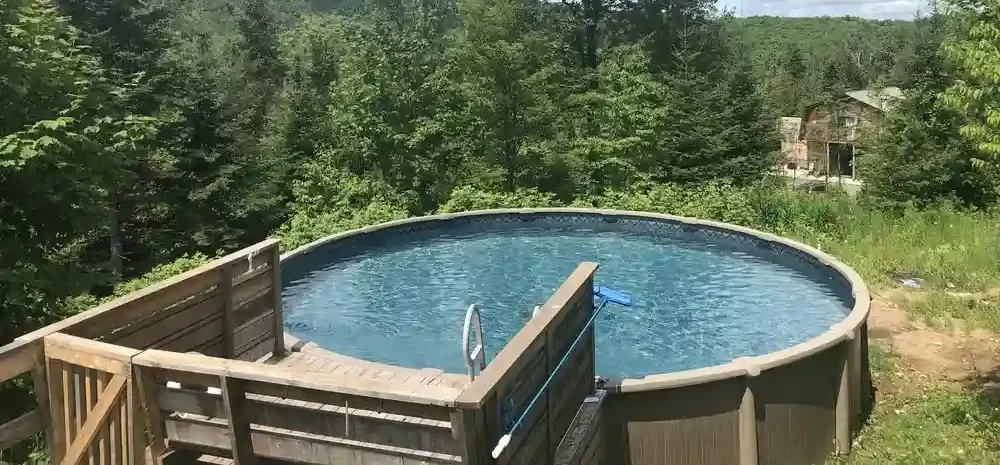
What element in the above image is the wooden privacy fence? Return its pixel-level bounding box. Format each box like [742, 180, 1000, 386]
[0, 239, 284, 460]
[453, 262, 600, 465]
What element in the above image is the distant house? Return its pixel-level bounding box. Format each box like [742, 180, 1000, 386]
[795, 87, 902, 180]
[778, 116, 808, 170]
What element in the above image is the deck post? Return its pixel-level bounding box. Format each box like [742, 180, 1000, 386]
[271, 245, 286, 358]
[31, 349, 53, 455]
[134, 366, 166, 464]
[221, 266, 236, 359]
[220, 376, 256, 465]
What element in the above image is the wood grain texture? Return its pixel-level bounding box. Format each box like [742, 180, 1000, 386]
[220, 377, 256, 465]
[60, 376, 126, 465]
[269, 246, 285, 358]
[44, 334, 140, 377]
[132, 350, 461, 408]
[48, 357, 69, 462]
[33, 354, 53, 455]
[453, 263, 598, 465]
[222, 267, 236, 359]
[164, 415, 462, 465]
[134, 367, 167, 463]
[607, 377, 743, 465]
[14, 240, 278, 346]
[0, 339, 41, 383]
[0, 410, 43, 452]
[158, 386, 458, 454]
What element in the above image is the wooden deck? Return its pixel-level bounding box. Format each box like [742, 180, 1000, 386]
[268, 338, 471, 393]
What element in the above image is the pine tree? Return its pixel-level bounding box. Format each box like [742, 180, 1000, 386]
[445, 0, 574, 193]
[863, 11, 996, 207]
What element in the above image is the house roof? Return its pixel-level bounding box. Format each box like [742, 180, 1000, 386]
[843, 87, 903, 112]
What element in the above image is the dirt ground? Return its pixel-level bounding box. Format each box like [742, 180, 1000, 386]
[868, 288, 1000, 395]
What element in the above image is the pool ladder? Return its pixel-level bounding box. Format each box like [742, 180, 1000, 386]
[462, 304, 544, 381]
[463, 304, 487, 381]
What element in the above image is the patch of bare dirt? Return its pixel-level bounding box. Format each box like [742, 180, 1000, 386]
[868, 288, 1000, 389]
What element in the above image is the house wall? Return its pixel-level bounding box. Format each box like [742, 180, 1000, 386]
[802, 102, 882, 144]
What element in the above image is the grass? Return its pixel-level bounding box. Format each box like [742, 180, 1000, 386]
[568, 182, 1000, 295]
[899, 291, 1000, 333]
[830, 344, 1000, 465]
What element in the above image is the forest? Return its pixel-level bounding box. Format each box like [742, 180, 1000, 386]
[5, 0, 1000, 461]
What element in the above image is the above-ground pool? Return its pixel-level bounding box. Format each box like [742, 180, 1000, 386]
[281, 210, 854, 379]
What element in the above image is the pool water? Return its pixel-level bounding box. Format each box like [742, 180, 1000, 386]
[282, 225, 851, 378]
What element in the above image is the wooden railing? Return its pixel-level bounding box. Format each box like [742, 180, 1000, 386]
[0, 239, 283, 460]
[14, 239, 283, 360]
[132, 349, 464, 464]
[43, 333, 143, 465]
[1, 238, 605, 465]
[454, 263, 600, 465]
[0, 339, 48, 456]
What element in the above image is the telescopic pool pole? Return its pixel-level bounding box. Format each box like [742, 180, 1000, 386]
[491, 285, 632, 459]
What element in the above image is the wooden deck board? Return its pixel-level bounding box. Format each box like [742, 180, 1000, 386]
[260, 348, 471, 397]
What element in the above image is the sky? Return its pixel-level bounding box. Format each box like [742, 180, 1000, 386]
[718, 0, 927, 20]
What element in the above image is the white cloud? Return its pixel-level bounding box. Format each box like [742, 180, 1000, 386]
[719, 0, 926, 19]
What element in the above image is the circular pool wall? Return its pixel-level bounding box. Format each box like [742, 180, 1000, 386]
[280, 209, 871, 465]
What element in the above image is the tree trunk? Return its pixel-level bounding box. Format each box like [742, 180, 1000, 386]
[583, 0, 599, 69]
[109, 193, 123, 283]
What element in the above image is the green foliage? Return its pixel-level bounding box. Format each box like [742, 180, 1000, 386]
[862, 13, 997, 208]
[942, 0, 1000, 167]
[322, 0, 460, 212]
[438, 185, 562, 213]
[445, 0, 575, 194]
[566, 44, 670, 192]
[278, 164, 409, 249]
[831, 386, 1000, 464]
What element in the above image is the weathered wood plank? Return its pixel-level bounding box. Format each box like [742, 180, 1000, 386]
[450, 409, 482, 465]
[110, 294, 223, 350]
[134, 366, 167, 463]
[269, 246, 285, 358]
[245, 380, 454, 423]
[126, 372, 143, 465]
[222, 266, 236, 359]
[457, 263, 599, 409]
[231, 273, 271, 311]
[156, 315, 226, 355]
[95, 373, 109, 465]
[232, 311, 274, 354]
[164, 415, 462, 465]
[83, 368, 95, 465]
[61, 376, 126, 465]
[132, 350, 461, 408]
[14, 240, 279, 345]
[49, 357, 69, 462]
[158, 387, 457, 454]
[220, 377, 255, 465]
[44, 334, 140, 377]
[32, 352, 53, 455]
[0, 410, 44, 452]
[234, 335, 273, 363]
[0, 339, 41, 383]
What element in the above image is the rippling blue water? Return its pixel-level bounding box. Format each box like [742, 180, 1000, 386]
[282, 224, 851, 378]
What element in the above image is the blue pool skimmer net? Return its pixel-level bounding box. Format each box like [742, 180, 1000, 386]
[491, 285, 633, 458]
